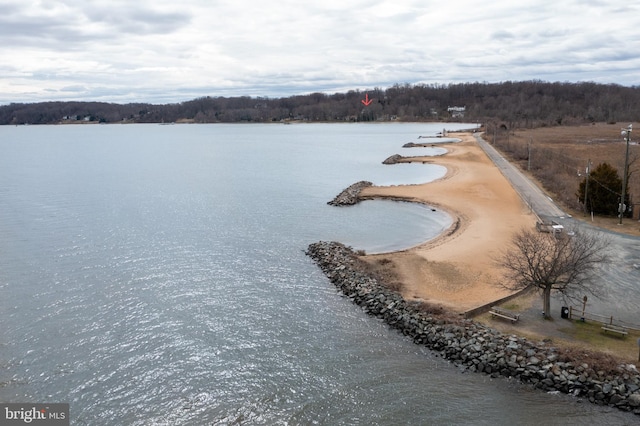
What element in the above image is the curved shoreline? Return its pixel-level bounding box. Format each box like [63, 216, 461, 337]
[327, 169, 460, 255]
[327, 132, 531, 311]
[355, 132, 533, 311]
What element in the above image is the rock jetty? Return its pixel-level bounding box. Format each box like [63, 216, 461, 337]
[382, 154, 404, 164]
[327, 181, 372, 206]
[306, 241, 640, 415]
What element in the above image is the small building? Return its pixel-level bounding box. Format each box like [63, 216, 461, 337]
[447, 106, 466, 118]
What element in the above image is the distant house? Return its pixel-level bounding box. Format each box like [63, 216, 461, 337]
[447, 106, 466, 118]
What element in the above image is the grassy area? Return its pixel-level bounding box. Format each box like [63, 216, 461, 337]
[473, 288, 639, 364]
[477, 310, 639, 364]
[558, 319, 639, 361]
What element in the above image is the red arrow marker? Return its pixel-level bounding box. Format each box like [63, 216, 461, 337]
[361, 93, 373, 106]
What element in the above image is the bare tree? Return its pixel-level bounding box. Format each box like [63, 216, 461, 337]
[496, 228, 611, 319]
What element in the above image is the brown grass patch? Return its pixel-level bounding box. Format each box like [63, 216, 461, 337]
[359, 254, 404, 293]
[556, 345, 628, 376]
[411, 300, 466, 324]
[485, 122, 640, 232]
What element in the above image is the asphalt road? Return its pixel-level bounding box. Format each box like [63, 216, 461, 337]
[474, 133, 640, 325]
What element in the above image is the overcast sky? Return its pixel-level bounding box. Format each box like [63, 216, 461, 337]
[2, 0, 639, 105]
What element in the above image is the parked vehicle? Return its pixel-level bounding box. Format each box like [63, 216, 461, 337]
[536, 220, 564, 234]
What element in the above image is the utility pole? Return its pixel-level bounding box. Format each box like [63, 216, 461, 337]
[584, 159, 591, 215]
[527, 138, 532, 171]
[620, 125, 632, 224]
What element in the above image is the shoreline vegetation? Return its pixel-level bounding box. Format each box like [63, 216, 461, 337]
[309, 131, 640, 416]
[3, 81, 640, 126]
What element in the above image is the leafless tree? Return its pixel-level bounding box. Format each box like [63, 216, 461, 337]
[496, 228, 611, 319]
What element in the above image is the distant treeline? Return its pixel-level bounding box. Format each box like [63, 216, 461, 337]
[2, 81, 639, 126]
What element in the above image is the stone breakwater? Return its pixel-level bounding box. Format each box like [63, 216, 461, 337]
[306, 241, 640, 415]
[327, 181, 372, 206]
[382, 154, 403, 164]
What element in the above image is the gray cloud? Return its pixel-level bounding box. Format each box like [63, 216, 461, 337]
[491, 30, 515, 40]
[82, 6, 192, 36]
[1, 0, 639, 104]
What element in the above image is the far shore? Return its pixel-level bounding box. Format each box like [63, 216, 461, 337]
[359, 132, 534, 313]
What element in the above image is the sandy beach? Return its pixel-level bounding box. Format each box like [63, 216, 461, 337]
[360, 132, 535, 313]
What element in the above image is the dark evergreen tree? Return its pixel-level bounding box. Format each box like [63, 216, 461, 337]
[577, 162, 625, 215]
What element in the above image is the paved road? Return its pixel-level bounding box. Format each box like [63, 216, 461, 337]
[474, 133, 640, 324]
[474, 133, 566, 221]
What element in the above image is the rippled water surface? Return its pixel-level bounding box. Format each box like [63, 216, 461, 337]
[0, 123, 636, 424]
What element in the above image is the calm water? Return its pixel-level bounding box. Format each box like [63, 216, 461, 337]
[0, 123, 636, 425]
